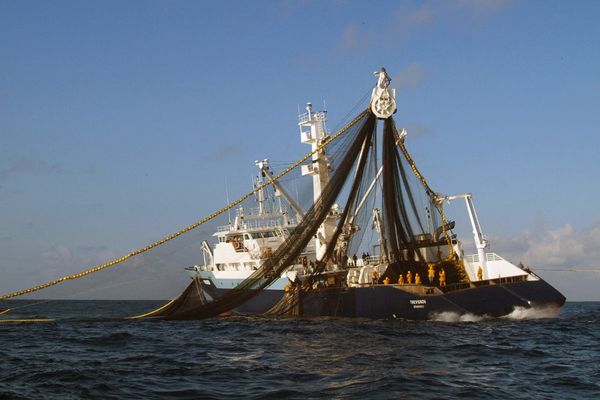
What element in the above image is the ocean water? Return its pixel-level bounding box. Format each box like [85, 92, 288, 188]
[0, 301, 599, 399]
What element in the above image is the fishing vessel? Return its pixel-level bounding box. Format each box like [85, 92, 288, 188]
[177, 68, 565, 320]
[184, 157, 316, 313]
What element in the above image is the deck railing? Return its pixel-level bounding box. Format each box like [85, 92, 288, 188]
[217, 217, 298, 233]
[464, 252, 505, 264]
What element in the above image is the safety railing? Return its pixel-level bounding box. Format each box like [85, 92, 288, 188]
[464, 252, 505, 263]
[298, 110, 327, 124]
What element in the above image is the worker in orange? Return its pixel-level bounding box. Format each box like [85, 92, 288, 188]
[383, 276, 390, 285]
[428, 264, 435, 284]
[371, 269, 379, 285]
[415, 273, 422, 285]
[477, 265, 483, 281]
[439, 268, 446, 287]
[398, 274, 404, 284]
[406, 270, 412, 284]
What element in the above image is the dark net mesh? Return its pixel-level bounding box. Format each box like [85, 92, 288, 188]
[152, 113, 377, 319]
[380, 118, 466, 285]
[263, 114, 378, 317]
[262, 116, 469, 317]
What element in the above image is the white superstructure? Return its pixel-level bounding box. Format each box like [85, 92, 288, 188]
[188, 101, 337, 291]
[299, 102, 338, 261]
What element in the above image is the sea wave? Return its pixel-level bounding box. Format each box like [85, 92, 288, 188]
[0, 301, 598, 399]
[428, 305, 562, 323]
[428, 311, 487, 322]
[503, 306, 561, 320]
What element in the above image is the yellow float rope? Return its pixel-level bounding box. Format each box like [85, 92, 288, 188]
[0, 318, 54, 323]
[128, 299, 175, 319]
[393, 127, 435, 196]
[0, 109, 369, 301]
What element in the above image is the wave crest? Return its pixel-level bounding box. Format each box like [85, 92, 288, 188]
[429, 311, 485, 322]
[429, 306, 561, 322]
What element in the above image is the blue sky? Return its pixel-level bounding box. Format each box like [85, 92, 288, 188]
[1, 0, 599, 300]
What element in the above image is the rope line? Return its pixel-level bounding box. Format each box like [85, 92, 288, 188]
[392, 124, 462, 274]
[129, 299, 175, 319]
[0, 318, 54, 323]
[536, 268, 600, 273]
[0, 109, 369, 301]
[393, 127, 434, 196]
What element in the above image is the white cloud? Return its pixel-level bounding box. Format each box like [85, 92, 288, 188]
[336, 3, 434, 54]
[484, 221, 600, 301]
[392, 63, 426, 90]
[207, 142, 241, 160]
[0, 156, 61, 180]
[41, 244, 118, 279]
[395, 3, 434, 29]
[339, 24, 365, 52]
[489, 221, 600, 269]
[335, 0, 512, 54]
[403, 123, 432, 138]
[32, 242, 191, 299]
[455, 0, 512, 15]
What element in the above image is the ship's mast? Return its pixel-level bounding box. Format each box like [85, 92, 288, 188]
[299, 102, 336, 261]
[254, 161, 267, 216]
[257, 159, 304, 220]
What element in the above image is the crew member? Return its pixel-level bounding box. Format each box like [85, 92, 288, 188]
[428, 264, 435, 284]
[415, 273, 422, 285]
[477, 265, 483, 281]
[383, 276, 390, 285]
[406, 270, 412, 284]
[371, 269, 378, 285]
[398, 274, 404, 285]
[439, 268, 446, 287]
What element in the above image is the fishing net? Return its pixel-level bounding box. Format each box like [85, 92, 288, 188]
[263, 115, 378, 317]
[1, 104, 468, 321]
[262, 117, 468, 318]
[380, 118, 467, 284]
[151, 112, 377, 319]
[0, 109, 372, 319]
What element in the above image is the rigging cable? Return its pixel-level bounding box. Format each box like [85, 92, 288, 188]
[391, 122, 463, 275]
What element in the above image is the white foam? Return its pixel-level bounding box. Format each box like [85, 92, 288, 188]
[503, 306, 560, 320]
[429, 311, 486, 323]
[428, 305, 560, 322]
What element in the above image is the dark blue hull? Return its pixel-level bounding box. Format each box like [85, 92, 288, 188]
[201, 278, 566, 320]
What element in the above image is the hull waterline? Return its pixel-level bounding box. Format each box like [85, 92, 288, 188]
[200, 278, 565, 320]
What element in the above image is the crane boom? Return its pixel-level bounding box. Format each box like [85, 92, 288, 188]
[443, 193, 488, 270]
